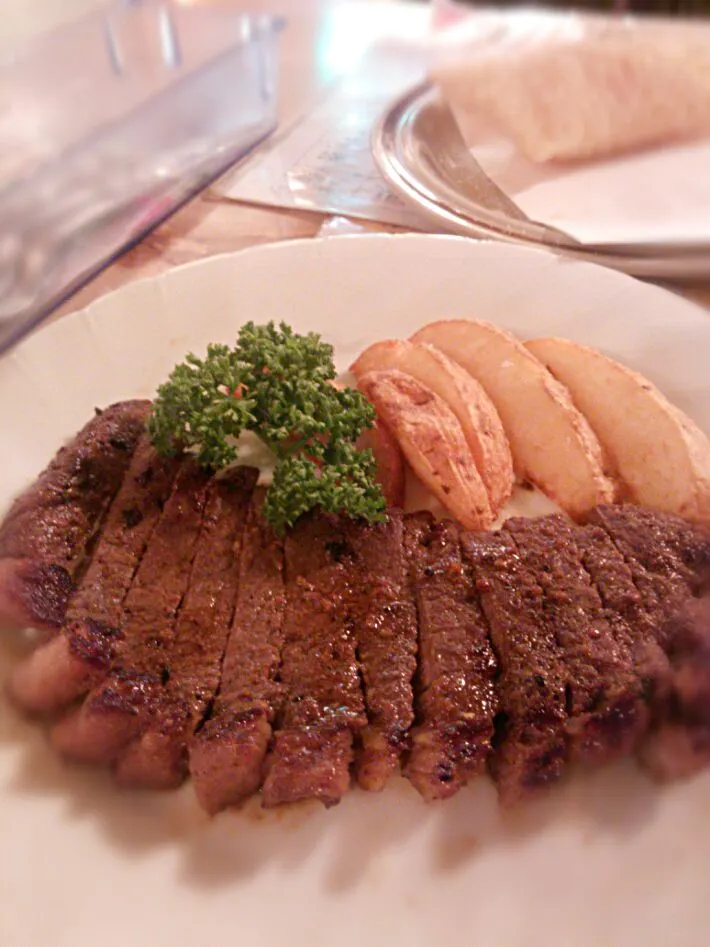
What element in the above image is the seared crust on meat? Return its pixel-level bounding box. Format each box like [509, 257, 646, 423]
[4, 421, 710, 807]
[0, 559, 73, 634]
[51, 461, 212, 764]
[345, 510, 418, 792]
[505, 516, 647, 763]
[9, 437, 182, 716]
[461, 529, 568, 805]
[404, 514, 498, 801]
[0, 401, 149, 565]
[0, 400, 149, 632]
[115, 467, 258, 790]
[190, 489, 285, 814]
[261, 513, 367, 809]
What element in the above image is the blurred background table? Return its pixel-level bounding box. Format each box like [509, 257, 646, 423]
[3, 0, 710, 320]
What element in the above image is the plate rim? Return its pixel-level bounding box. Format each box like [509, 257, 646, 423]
[7, 231, 709, 369]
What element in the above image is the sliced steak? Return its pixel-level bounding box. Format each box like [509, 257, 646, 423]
[641, 594, 710, 781]
[261, 512, 367, 809]
[588, 506, 710, 642]
[662, 593, 710, 701]
[589, 506, 710, 779]
[344, 510, 418, 792]
[579, 511, 697, 712]
[0, 400, 150, 549]
[595, 506, 710, 585]
[51, 460, 212, 764]
[460, 529, 567, 806]
[191, 491, 286, 814]
[0, 400, 149, 631]
[574, 523, 671, 702]
[403, 513, 497, 801]
[505, 516, 647, 764]
[0, 559, 74, 635]
[9, 436, 181, 716]
[115, 467, 258, 790]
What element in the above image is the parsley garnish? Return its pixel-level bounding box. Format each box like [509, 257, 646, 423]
[148, 321, 387, 533]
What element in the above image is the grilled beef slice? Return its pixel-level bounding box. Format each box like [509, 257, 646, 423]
[574, 523, 671, 702]
[0, 400, 150, 556]
[9, 437, 182, 716]
[588, 506, 709, 643]
[460, 529, 568, 806]
[588, 506, 710, 779]
[641, 592, 710, 781]
[191, 490, 286, 815]
[403, 513, 497, 801]
[641, 593, 710, 780]
[583, 508, 704, 699]
[51, 461, 212, 764]
[116, 468, 259, 790]
[591, 505, 710, 585]
[261, 512, 367, 809]
[344, 510, 418, 792]
[505, 516, 647, 764]
[0, 559, 74, 635]
[590, 505, 710, 658]
[0, 400, 149, 631]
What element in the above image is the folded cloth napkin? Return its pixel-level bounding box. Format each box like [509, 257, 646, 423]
[430, 11, 710, 164]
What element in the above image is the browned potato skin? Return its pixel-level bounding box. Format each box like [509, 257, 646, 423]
[412, 319, 616, 520]
[356, 417, 405, 508]
[527, 336, 710, 527]
[358, 369, 494, 530]
[330, 377, 406, 507]
[352, 339, 513, 517]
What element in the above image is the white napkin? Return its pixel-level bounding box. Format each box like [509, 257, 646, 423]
[431, 9, 710, 245]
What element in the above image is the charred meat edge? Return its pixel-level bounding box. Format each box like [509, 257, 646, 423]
[50, 461, 213, 764]
[190, 487, 286, 814]
[505, 516, 647, 765]
[116, 467, 259, 790]
[261, 512, 367, 809]
[404, 513, 498, 801]
[345, 509, 418, 793]
[461, 529, 568, 807]
[0, 400, 150, 631]
[9, 438, 182, 716]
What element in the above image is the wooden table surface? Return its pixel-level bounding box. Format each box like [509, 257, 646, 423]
[10, 0, 710, 320]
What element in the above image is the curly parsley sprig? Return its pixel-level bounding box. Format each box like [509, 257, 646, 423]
[148, 321, 387, 533]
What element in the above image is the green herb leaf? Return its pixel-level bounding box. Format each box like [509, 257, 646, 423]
[148, 321, 386, 533]
[263, 447, 387, 534]
[147, 344, 257, 470]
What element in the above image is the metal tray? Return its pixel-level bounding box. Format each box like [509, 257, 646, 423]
[0, 1, 284, 356]
[372, 82, 710, 281]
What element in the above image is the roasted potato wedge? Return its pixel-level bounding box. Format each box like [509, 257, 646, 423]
[352, 339, 513, 515]
[402, 463, 450, 521]
[356, 417, 406, 508]
[358, 370, 493, 529]
[412, 319, 616, 520]
[527, 337, 710, 526]
[332, 377, 406, 507]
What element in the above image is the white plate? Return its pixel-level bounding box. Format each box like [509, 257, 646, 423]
[1, 234, 710, 947]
